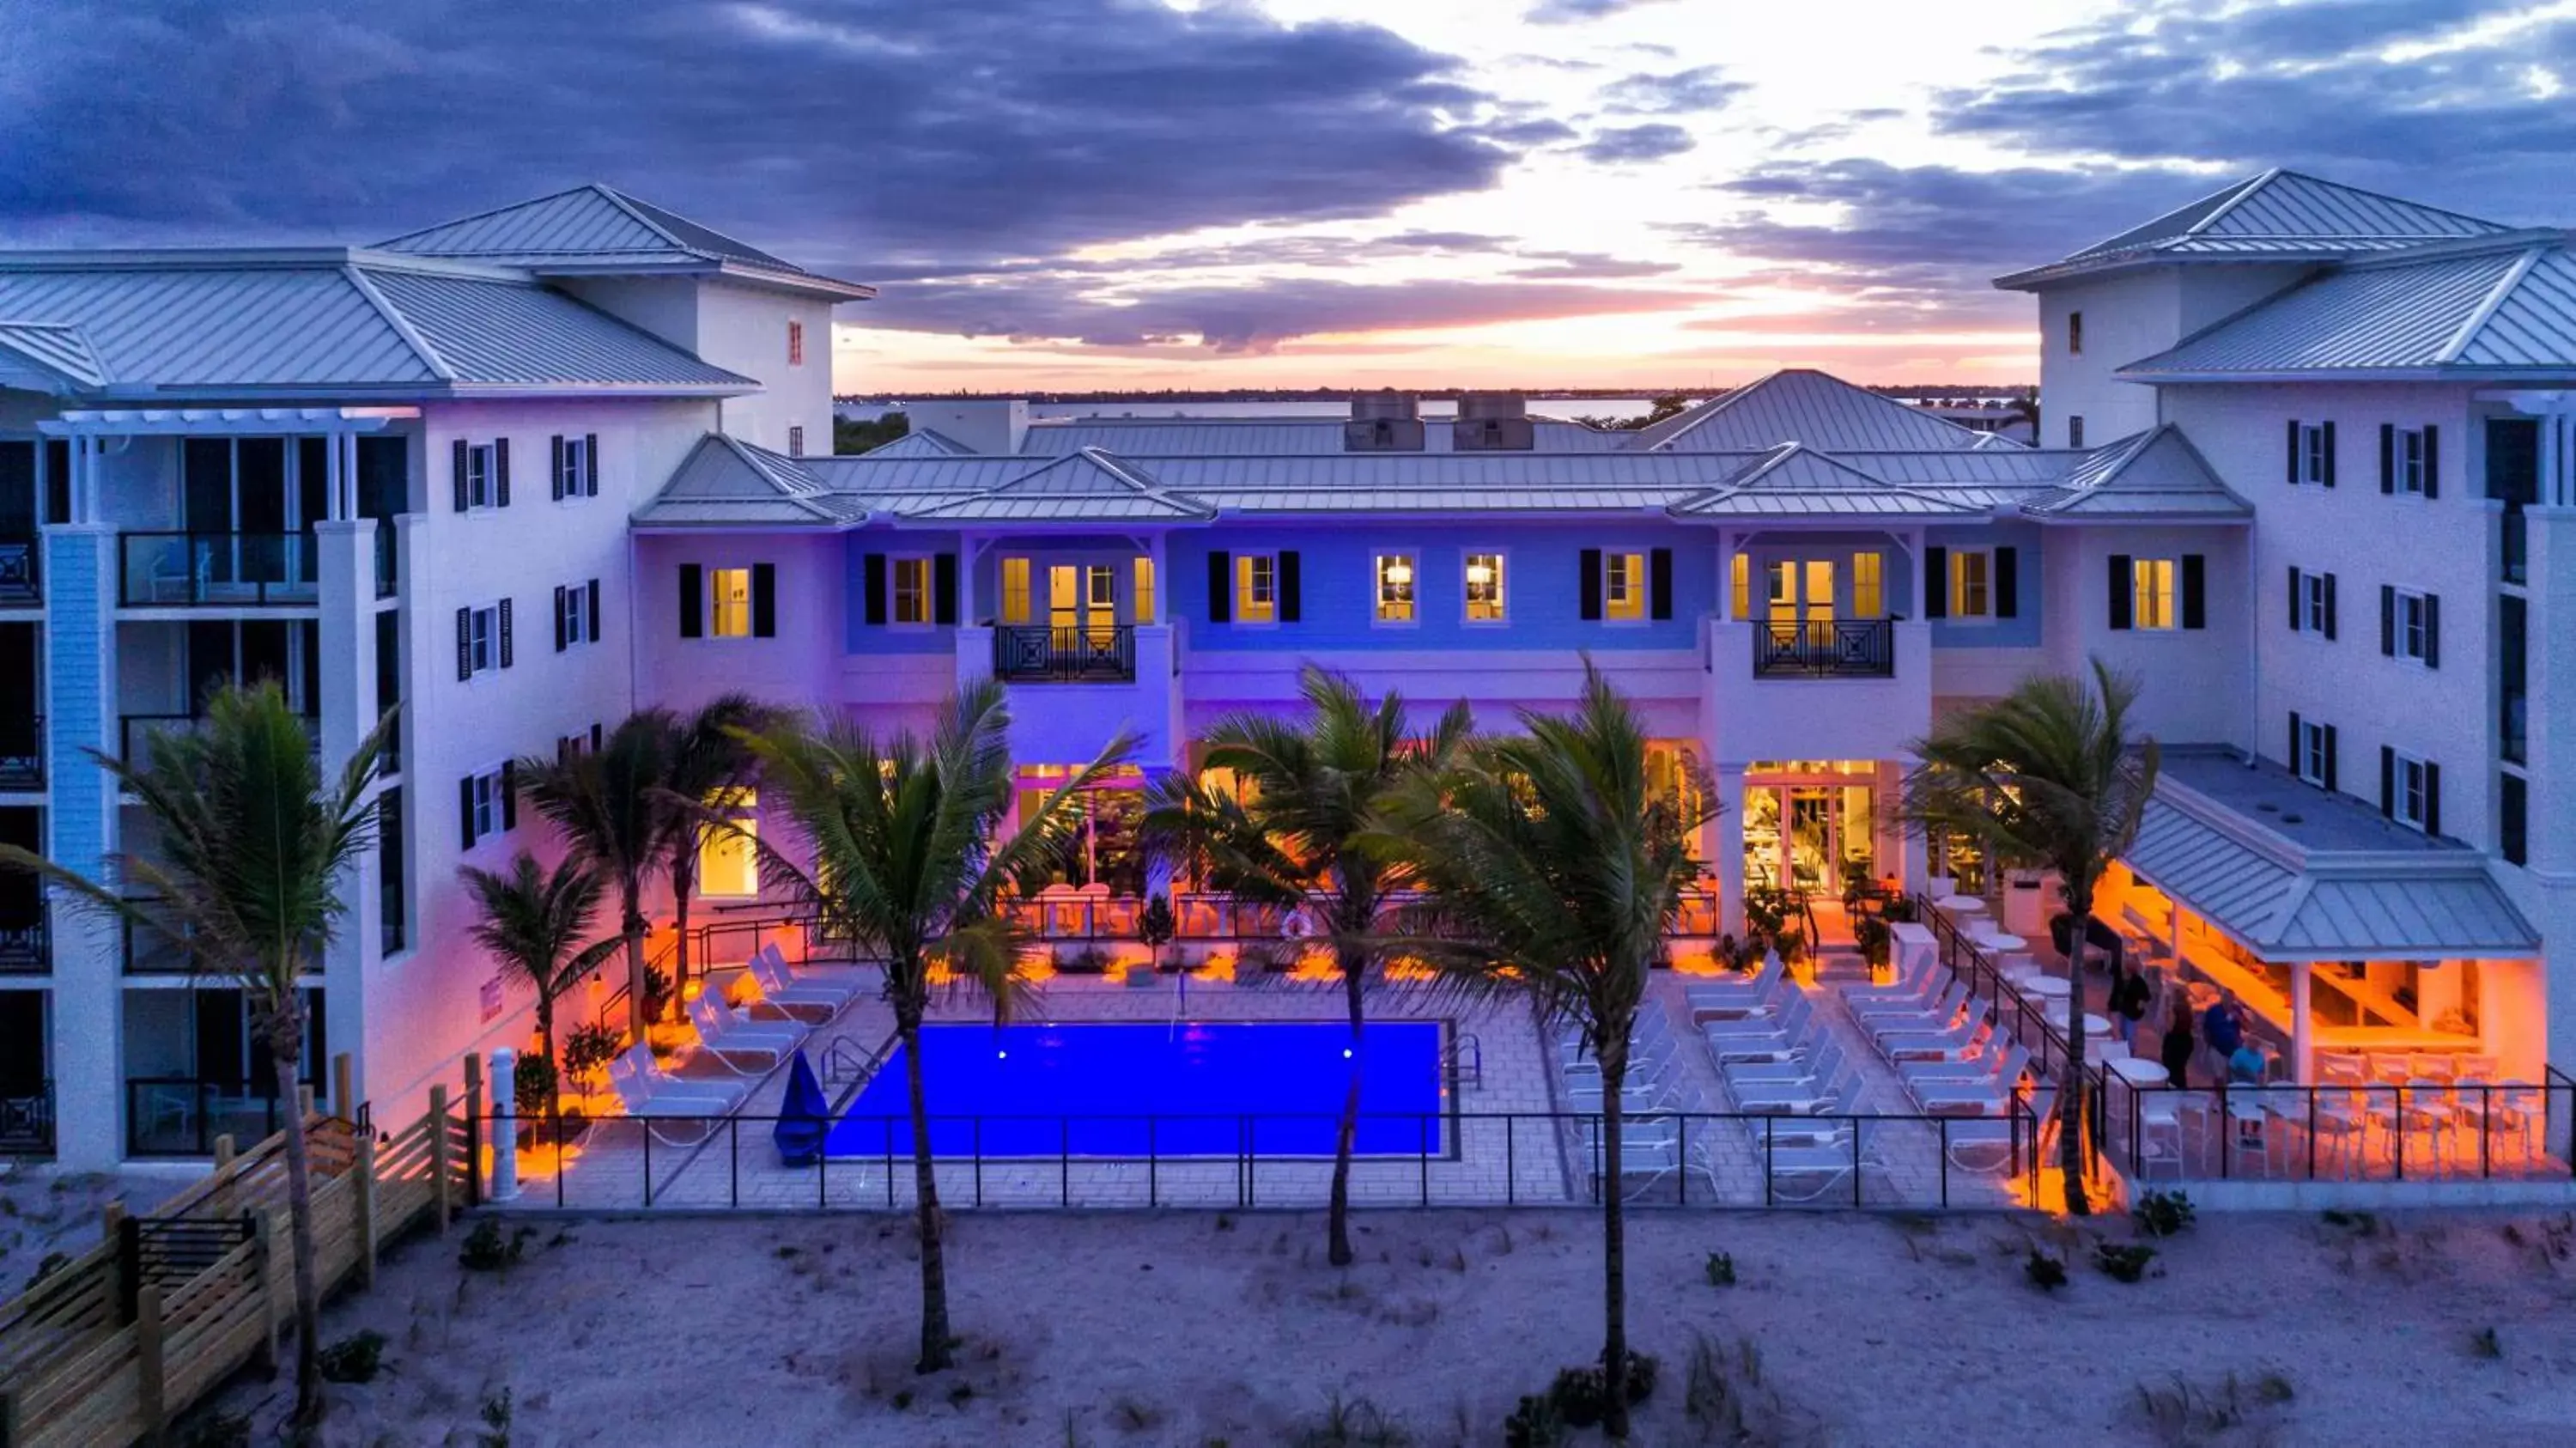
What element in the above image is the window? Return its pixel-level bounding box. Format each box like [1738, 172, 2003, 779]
[2067, 310, 2083, 356]
[787, 320, 805, 366]
[2293, 716, 2334, 788]
[710, 567, 753, 637]
[2289, 567, 2334, 636]
[1465, 551, 1506, 623]
[551, 435, 594, 502]
[2290, 421, 2334, 486]
[2501, 771, 2528, 865]
[892, 557, 931, 624]
[2391, 752, 2432, 831]
[1374, 552, 1417, 624]
[1603, 551, 1646, 621]
[1000, 557, 1033, 625]
[2381, 424, 2442, 496]
[1948, 548, 1993, 619]
[2068, 415, 2085, 449]
[465, 605, 499, 676]
[2130, 557, 2177, 630]
[1133, 557, 1156, 624]
[555, 579, 599, 650]
[787, 425, 805, 459]
[463, 442, 500, 509]
[698, 788, 760, 897]
[461, 764, 513, 848]
[1852, 552, 1883, 618]
[377, 785, 406, 956]
[1236, 553, 1277, 624]
[2385, 587, 2437, 665]
[2394, 427, 2426, 495]
[1729, 552, 1749, 621]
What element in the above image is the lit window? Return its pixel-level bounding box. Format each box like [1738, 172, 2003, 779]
[787, 320, 805, 367]
[2132, 557, 2178, 630]
[710, 568, 752, 637]
[1729, 552, 1749, 621]
[1465, 552, 1505, 623]
[1236, 554, 1276, 624]
[1948, 549, 1993, 619]
[1000, 557, 1032, 625]
[1375, 552, 1416, 624]
[1852, 552, 1883, 618]
[1603, 551, 1646, 621]
[1133, 557, 1156, 624]
[892, 557, 931, 624]
[700, 788, 761, 897]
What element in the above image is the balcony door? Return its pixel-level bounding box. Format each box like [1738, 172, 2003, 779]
[1047, 563, 1120, 648]
[1768, 559, 1836, 643]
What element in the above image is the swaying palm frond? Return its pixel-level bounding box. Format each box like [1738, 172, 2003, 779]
[516, 712, 679, 1037]
[459, 852, 624, 1080]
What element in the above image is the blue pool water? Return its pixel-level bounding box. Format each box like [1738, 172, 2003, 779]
[823, 1020, 1445, 1159]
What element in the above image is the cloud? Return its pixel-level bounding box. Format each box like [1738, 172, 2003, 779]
[1503, 251, 1681, 279]
[1525, 0, 1670, 22]
[1578, 124, 1698, 165]
[0, 0, 1525, 269]
[860, 274, 1707, 352]
[1599, 65, 1746, 115]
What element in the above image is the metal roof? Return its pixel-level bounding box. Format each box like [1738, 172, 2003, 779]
[633, 434, 860, 527]
[376, 185, 874, 301]
[361, 266, 758, 391]
[2024, 427, 2252, 520]
[1637, 370, 1990, 453]
[0, 320, 106, 389]
[2117, 236, 2576, 379]
[1996, 169, 2512, 289]
[2122, 751, 2537, 961]
[1015, 416, 1634, 456]
[1669, 445, 1978, 517]
[909, 449, 1215, 522]
[856, 429, 975, 458]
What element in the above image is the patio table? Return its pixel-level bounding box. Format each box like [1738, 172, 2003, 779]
[2107, 1056, 2170, 1086]
[2024, 976, 2073, 1001]
[1975, 930, 2027, 954]
[1935, 896, 1990, 919]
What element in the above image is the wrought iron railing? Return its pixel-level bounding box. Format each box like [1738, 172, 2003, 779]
[1753, 618, 1896, 678]
[0, 534, 36, 605]
[0, 712, 38, 789]
[123, 1077, 312, 1158]
[118, 532, 318, 606]
[0, 919, 47, 974]
[993, 624, 1135, 683]
[0, 1080, 50, 1154]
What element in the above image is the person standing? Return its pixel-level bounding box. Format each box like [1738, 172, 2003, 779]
[2159, 994, 2197, 1088]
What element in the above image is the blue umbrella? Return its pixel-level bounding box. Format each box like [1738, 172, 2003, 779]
[773, 1049, 829, 1167]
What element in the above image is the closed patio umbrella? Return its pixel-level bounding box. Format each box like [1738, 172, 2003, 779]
[774, 1048, 829, 1166]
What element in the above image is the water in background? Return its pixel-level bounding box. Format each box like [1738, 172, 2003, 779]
[839, 397, 1663, 423]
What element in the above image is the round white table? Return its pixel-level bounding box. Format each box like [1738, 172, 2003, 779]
[2107, 1056, 2170, 1086]
[2025, 976, 2073, 1001]
[1976, 930, 2027, 955]
[1936, 896, 1990, 918]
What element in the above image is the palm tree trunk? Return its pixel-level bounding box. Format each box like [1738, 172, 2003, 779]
[538, 1002, 558, 1120]
[1598, 1027, 1633, 1443]
[896, 989, 955, 1372]
[270, 1019, 325, 1429]
[2057, 880, 2093, 1216]
[1327, 945, 1364, 1268]
[623, 882, 649, 1043]
[671, 852, 696, 1023]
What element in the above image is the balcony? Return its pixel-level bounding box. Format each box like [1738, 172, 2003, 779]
[122, 710, 318, 764]
[0, 714, 37, 789]
[2503, 511, 2528, 586]
[0, 535, 36, 605]
[374, 520, 398, 599]
[1753, 619, 1897, 678]
[118, 532, 317, 608]
[0, 1080, 51, 1156]
[0, 919, 46, 974]
[124, 1078, 298, 1158]
[993, 624, 1137, 683]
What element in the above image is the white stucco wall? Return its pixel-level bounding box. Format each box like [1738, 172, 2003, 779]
[2032, 263, 2311, 448]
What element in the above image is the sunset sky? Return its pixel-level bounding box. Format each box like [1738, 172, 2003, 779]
[8, 0, 2576, 392]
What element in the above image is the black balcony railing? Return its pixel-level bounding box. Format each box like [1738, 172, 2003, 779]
[994, 624, 1136, 683]
[0, 918, 47, 974]
[374, 521, 398, 599]
[118, 532, 318, 607]
[0, 1080, 52, 1155]
[0, 535, 37, 605]
[1753, 618, 1896, 678]
[122, 710, 318, 764]
[125, 1078, 309, 1158]
[0, 713, 39, 789]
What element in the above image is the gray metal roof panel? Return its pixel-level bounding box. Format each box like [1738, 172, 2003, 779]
[1671, 445, 1980, 517]
[2002, 170, 2511, 288]
[1017, 417, 1634, 455]
[0, 265, 436, 386]
[359, 266, 756, 389]
[856, 429, 975, 458]
[1639, 370, 1988, 453]
[2025, 428, 2253, 520]
[2454, 248, 2576, 367]
[2117, 248, 2527, 375]
[0, 321, 106, 386]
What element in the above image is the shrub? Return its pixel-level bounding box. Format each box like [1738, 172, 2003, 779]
[2093, 1242, 2158, 1284]
[513, 1053, 558, 1119]
[1704, 1250, 1737, 1287]
[1294, 1392, 1411, 1446]
[1140, 895, 1177, 970]
[562, 1023, 619, 1090]
[2133, 1371, 2293, 1445]
[318, 1328, 388, 1384]
[1502, 1394, 1564, 1448]
[2135, 1189, 2196, 1238]
[1852, 916, 1893, 969]
[2024, 1247, 2069, 1292]
[641, 966, 674, 1020]
[1546, 1350, 1659, 1427]
[459, 1218, 534, 1272]
[1063, 946, 1113, 976]
[2472, 1325, 2504, 1360]
[1683, 1335, 1826, 1447]
[479, 1387, 514, 1448]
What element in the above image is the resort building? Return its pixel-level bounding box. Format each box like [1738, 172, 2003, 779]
[3, 168, 2571, 1184]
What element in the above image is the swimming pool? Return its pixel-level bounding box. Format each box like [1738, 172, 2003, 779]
[823, 1020, 1446, 1159]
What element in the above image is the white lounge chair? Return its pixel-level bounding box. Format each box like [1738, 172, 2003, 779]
[747, 943, 861, 1018]
[688, 994, 804, 1073]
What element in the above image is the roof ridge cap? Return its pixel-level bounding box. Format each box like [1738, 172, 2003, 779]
[374, 184, 605, 249]
[338, 262, 458, 383]
[2188, 167, 2281, 236]
[2438, 244, 2548, 363]
[587, 185, 690, 250]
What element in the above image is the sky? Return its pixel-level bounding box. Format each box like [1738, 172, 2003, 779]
[4, 0, 2576, 393]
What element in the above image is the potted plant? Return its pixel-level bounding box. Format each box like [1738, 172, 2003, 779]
[513, 1054, 557, 1148]
[1141, 894, 1178, 973]
[1853, 916, 1894, 985]
[1776, 928, 1812, 985]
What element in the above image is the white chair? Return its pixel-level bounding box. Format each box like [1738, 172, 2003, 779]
[748, 943, 862, 1015]
[687, 994, 804, 1074]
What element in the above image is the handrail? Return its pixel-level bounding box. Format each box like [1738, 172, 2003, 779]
[1753, 618, 1895, 678]
[0, 532, 38, 603]
[118, 530, 319, 607]
[993, 624, 1136, 683]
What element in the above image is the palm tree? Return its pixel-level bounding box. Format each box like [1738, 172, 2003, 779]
[1367, 664, 1710, 1443]
[659, 694, 770, 1005]
[458, 851, 624, 1113]
[1140, 666, 1467, 1267]
[1902, 657, 2157, 1216]
[739, 680, 1131, 1372]
[0, 681, 386, 1431]
[518, 713, 679, 1040]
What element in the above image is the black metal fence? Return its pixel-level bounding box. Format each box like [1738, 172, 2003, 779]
[993, 624, 1135, 683]
[0, 534, 36, 605]
[0, 1080, 52, 1155]
[2101, 1072, 2576, 1186]
[1753, 618, 1895, 678]
[124, 1078, 302, 1158]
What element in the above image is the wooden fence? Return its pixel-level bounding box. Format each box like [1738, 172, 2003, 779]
[0, 1055, 483, 1447]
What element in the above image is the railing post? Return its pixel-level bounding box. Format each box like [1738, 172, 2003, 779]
[331, 1052, 353, 1123]
[428, 1085, 452, 1235]
[462, 1053, 484, 1207]
[249, 1207, 279, 1377]
[135, 1281, 167, 1448]
[355, 1132, 380, 1288]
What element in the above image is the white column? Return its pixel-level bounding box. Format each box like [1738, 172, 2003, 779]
[1713, 530, 1732, 622]
[1711, 764, 1747, 934]
[314, 516, 380, 1112]
[488, 1044, 519, 1202]
[44, 510, 124, 1169]
[2289, 963, 2312, 1083]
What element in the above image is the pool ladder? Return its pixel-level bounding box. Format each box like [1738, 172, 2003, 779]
[1447, 1033, 1483, 1089]
[818, 1033, 886, 1089]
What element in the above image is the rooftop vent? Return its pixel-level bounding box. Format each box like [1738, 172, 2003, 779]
[1345, 392, 1425, 452]
[1452, 392, 1534, 451]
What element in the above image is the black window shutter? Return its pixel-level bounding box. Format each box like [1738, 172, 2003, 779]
[2422, 593, 2439, 668]
[587, 579, 601, 643]
[2287, 566, 2301, 630]
[2322, 422, 2337, 487]
[751, 563, 776, 638]
[459, 776, 477, 850]
[495, 438, 511, 507]
[2289, 711, 2302, 774]
[2423, 425, 2439, 498]
[497, 597, 513, 667]
[2106, 554, 2133, 630]
[453, 440, 471, 512]
[590, 722, 603, 752]
[2379, 423, 2394, 494]
[679, 563, 703, 638]
[1649, 547, 1674, 620]
[2285, 420, 2300, 484]
[554, 585, 568, 652]
[2503, 774, 2527, 864]
[1578, 549, 1602, 621]
[454, 605, 471, 680]
[1206, 551, 1231, 624]
[2323, 573, 2337, 640]
[2379, 745, 2395, 817]
[501, 760, 518, 831]
[2180, 553, 2205, 630]
[933, 552, 958, 625]
[1923, 546, 1947, 619]
[2423, 760, 2441, 836]
[1278, 551, 1302, 623]
[2323, 725, 2338, 792]
[550, 435, 566, 502]
[863, 554, 888, 626]
[586, 434, 600, 496]
[2379, 586, 2395, 655]
[1995, 546, 2019, 619]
